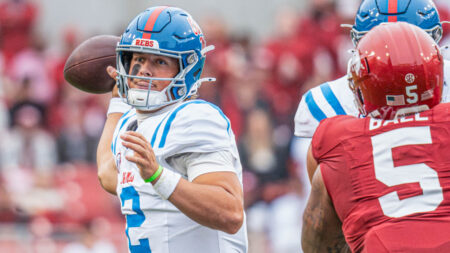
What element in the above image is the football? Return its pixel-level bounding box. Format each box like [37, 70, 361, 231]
[64, 35, 120, 94]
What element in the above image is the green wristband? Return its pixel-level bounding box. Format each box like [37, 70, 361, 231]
[144, 165, 163, 183]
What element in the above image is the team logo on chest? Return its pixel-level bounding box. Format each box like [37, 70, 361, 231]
[121, 171, 135, 184]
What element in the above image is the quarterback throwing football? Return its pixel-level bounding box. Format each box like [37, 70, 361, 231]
[96, 6, 248, 253]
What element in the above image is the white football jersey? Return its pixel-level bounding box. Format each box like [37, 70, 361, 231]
[112, 99, 248, 253]
[294, 59, 450, 138]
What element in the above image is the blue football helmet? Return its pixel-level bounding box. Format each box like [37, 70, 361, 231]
[116, 6, 215, 110]
[349, 0, 443, 45]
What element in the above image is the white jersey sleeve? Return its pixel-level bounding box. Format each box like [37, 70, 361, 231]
[442, 59, 450, 103]
[294, 76, 358, 137]
[147, 100, 238, 159]
[167, 151, 236, 181]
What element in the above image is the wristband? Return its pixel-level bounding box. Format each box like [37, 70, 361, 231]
[144, 165, 163, 183]
[152, 167, 181, 200]
[107, 97, 132, 116]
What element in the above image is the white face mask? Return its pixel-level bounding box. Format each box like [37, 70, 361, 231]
[127, 88, 168, 108]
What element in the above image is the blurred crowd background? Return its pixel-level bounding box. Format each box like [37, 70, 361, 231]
[0, 0, 449, 252]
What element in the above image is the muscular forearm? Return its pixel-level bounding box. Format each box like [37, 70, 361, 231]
[302, 219, 349, 253]
[302, 168, 350, 253]
[96, 113, 122, 195]
[168, 173, 244, 234]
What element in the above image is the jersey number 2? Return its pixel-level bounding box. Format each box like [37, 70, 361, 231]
[371, 126, 443, 218]
[120, 186, 152, 253]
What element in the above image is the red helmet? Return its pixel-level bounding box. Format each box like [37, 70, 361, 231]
[348, 22, 444, 120]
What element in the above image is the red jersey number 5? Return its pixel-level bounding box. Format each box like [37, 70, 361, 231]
[371, 126, 444, 218]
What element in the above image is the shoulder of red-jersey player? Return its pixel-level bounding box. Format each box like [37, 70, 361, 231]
[311, 115, 365, 162]
[312, 102, 450, 162]
[431, 102, 450, 123]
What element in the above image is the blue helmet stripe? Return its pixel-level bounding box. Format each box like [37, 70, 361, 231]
[320, 83, 347, 115]
[158, 100, 230, 148]
[305, 90, 327, 122]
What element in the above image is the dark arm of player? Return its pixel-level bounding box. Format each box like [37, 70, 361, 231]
[302, 166, 350, 253]
[306, 144, 319, 183]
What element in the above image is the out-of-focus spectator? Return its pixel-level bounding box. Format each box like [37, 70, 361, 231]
[240, 108, 303, 253]
[62, 219, 117, 253]
[55, 87, 107, 164]
[200, 15, 232, 88]
[0, 0, 37, 67]
[56, 99, 89, 164]
[239, 109, 291, 197]
[218, 40, 267, 138]
[7, 35, 57, 106]
[1, 102, 56, 172]
[0, 76, 8, 134]
[47, 26, 82, 104]
[256, 7, 307, 125]
[336, 0, 360, 23]
[0, 102, 63, 219]
[29, 216, 58, 253]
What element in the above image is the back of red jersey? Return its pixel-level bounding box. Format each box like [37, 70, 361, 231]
[311, 103, 450, 252]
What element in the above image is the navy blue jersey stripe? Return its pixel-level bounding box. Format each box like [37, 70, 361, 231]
[320, 83, 346, 115]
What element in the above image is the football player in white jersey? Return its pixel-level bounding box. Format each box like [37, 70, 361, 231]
[295, 0, 450, 138]
[96, 6, 248, 253]
[293, 0, 450, 181]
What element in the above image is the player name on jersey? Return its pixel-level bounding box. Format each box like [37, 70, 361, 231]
[369, 112, 429, 131]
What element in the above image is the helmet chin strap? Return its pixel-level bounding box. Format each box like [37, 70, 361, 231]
[194, 77, 216, 91]
[201, 45, 215, 56]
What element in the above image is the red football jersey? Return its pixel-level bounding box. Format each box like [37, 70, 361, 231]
[312, 103, 450, 253]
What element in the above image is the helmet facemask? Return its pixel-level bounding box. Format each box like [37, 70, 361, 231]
[116, 45, 203, 111]
[347, 57, 367, 117]
[349, 23, 444, 46]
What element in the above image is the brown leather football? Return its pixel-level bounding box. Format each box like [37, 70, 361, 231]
[64, 35, 120, 94]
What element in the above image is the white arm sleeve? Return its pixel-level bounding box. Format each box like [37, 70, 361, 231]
[166, 151, 236, 182]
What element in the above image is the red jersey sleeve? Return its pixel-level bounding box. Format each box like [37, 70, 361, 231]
[311, 115, 364, 163]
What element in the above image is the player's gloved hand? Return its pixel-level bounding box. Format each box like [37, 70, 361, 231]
[121, 131, 161, 183]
